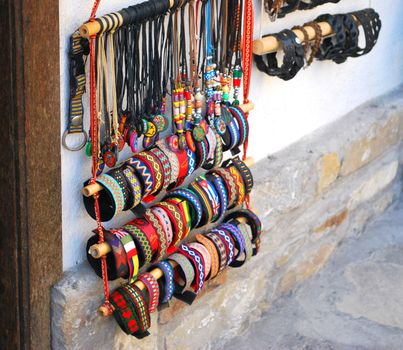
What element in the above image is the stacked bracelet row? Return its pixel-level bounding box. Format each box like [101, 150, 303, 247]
[109, 209, 262, 339]
[83, 106, 249, 222]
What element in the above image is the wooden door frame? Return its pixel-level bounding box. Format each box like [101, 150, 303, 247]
[0, 0, 62, 349]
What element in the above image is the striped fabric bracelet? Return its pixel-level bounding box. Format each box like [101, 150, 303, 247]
[195, 233, 220, 279]
[169, 253, 195, 293]
[112, 229, 139, 282]
[211, 228, 235, 266]
[96, 174, 125, 218]
[137, 272, 160, 313]
[151, 261, 175, 304]
[205, 232, 227, 272]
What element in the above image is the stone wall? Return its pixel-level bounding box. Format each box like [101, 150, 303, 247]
[52, 86, 403, 349]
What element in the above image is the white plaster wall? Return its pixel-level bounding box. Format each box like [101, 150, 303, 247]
[60, 0, 403, 270]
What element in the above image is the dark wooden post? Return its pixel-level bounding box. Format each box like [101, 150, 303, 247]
[0, 0, 62, 349]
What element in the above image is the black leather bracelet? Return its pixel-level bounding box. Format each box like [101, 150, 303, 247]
[254, 29, 304, 80]
[350, 9, 381, 57]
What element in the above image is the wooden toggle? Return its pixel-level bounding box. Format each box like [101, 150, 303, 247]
[97, 216, 249, 316]
[253, 21, 333, 55]
[82, 104, 255, 198]
[80, 0, 176, 38]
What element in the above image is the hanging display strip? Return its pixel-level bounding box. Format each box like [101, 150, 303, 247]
[72, 0, 257, 334]
[86, 157, 255, 283]
[264, 0, 341, 21]
[253, 8, 381, 80]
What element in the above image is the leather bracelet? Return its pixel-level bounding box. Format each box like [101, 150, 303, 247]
[255, 29, 305, 80]
[350, 9, 381, 57]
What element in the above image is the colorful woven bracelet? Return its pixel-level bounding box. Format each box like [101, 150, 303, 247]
[173, 149, 189, 188]
[157, 139, 180, 185]
[122, 166, 142, 209]
[151, 206, 174, 246]
[198, 176, 221, 222]
[151, 261, 175, 304]
[165, 188, 202, 229]
[188, 181, 213, 227]
[122, 223, 152, 265]
[220, 223, 246, 264]
[144, 209, 168, 261]
[205, 232, 227, 273]
[108, 168, 130, 211]
[96, 174, 125, 218]
[179, 244, 205, 293]
[168, 253, 195, 293]
[104, 229, 129, 278]
[150, 147, 171, 192]
[186, 149, 197, 177]
[123, 284, 151, 333]
[195, 233, 220, 279]
[125, 156, 153, 196]
[110, 288, 140, 335]
[137, 272, 160, 313]
[225, 209, 262, 244]
[129, 218, 160, 260]
[207, 173, 228, 221]
[189, 242, 211, 278]
[211, 228, 235, 266]
[112, 229, 140, 282]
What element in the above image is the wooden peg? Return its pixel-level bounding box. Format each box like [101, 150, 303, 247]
[253, 21, 333, 55]
[88, 242, 111, 258]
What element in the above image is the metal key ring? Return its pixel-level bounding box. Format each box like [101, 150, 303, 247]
[62, 130, 88, 151]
